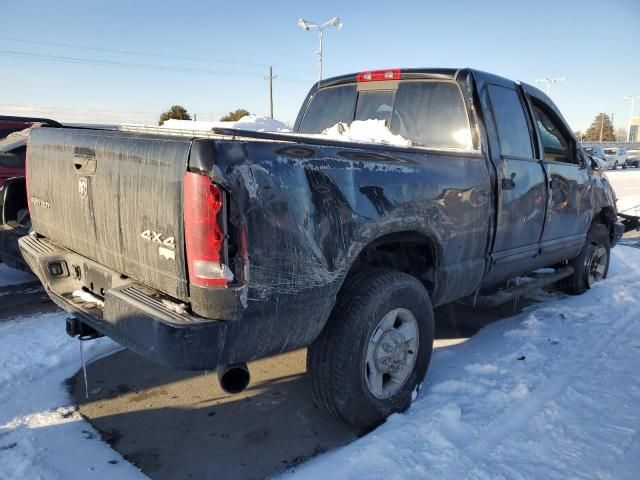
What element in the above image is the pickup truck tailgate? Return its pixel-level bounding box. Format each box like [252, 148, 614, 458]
[27, 128, 191, 300]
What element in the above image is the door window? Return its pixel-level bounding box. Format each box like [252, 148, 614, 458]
[532, 103, 576, 164]
[487, 85, 534, 158]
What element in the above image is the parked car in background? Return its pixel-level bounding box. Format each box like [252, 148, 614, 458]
[582, 146, 628, 170]
[603, 147, 628, 169]
[0, 117, 61, 270]
[583, 145, 608, 163]
[0, 115, 61, 140]
[625, 149, 640, 168]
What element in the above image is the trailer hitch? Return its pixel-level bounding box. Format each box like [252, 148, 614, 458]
[619, 213, 640, 233]
[65, 317, 103, 339]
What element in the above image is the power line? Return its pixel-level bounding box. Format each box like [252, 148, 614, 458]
[0, 36, 313, 75]
[0, 49, 311, 84]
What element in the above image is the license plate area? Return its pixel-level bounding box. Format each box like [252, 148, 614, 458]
[81, 262, 113, 297]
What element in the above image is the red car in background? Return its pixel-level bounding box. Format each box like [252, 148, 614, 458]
[0, 116, 62, 185]
[0, 116, 62, 270]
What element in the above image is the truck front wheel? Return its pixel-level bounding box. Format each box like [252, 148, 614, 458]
[560, 223, 610, 294]
[307, 269, 434, 431]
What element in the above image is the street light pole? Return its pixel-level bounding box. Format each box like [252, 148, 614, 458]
[318, 28, 324, 83]
[298, 17, 343, 82]
[535, 77, 565, 96]
[623, 96, 640, 142]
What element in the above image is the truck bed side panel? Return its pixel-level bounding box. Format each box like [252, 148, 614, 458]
[191, 139, 492, 363]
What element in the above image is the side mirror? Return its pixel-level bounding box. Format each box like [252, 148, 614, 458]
[589, 155, 603, 171]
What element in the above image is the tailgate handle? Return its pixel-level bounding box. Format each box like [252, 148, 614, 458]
[74, 156, 97, 174]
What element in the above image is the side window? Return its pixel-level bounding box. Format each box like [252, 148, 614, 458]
[532, 103, 575, 164]
[487, 84, 534, 158]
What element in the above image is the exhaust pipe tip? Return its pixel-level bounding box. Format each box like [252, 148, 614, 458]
[217, 363, 250, 394]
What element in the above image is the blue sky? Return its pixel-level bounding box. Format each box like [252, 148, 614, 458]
[1, 0, 638, 131]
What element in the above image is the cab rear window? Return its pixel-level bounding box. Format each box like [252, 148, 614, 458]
[297, 85, 357, 134]
[298, 81, 473, 150]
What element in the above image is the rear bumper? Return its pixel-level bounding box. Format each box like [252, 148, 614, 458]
[0, 222, 29, 271]
[18, 234, 231, 370]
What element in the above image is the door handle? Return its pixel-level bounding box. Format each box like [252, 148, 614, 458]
[501, 178, 515, 190]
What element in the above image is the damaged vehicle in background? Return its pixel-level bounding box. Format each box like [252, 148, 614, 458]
[0, 116, 62, 270]
[20, 68, 625, 431]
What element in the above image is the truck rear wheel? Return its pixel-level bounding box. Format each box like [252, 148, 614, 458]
[307, 268, 434, 431]
[560, 223, 610, 295]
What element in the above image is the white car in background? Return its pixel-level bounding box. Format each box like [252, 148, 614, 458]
[625, 149, 640, 168]
[602, 147, 628, 169]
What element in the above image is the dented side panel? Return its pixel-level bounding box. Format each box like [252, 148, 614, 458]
[190, 139, 492, 363]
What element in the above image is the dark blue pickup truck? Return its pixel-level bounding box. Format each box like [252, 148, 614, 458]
[20, 68, 623, 430]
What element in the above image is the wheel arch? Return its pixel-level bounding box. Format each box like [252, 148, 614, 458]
[1, 176, 28, 224]
[343, 229, 442, 299]
[591, 206, 617, 243]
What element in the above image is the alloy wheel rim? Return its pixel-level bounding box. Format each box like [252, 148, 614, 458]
[364, 308, 419, 400]
[586, 245, 608, 287]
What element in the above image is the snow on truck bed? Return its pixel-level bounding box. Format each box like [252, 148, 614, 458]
[1, 247, 639, 479]
[126, 116, 417, 148]
[157, 115, 291, 133]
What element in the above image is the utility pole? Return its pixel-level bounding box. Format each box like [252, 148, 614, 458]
[264, 66, 277, 119]
[623, 96, 640, 142]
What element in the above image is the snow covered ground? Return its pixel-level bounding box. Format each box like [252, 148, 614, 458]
[608, 170, 640, 215]
[290, 247, 640, 480]
[1, 247, 639, 479]
[0, 265, 33, 288]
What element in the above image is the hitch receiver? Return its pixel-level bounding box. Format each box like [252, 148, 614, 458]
[66, 318, 103, 339]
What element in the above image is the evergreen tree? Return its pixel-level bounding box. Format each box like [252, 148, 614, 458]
[584, 113, 616, 142]
[158, 105, 192, 125]
[220, 109, 250, 122]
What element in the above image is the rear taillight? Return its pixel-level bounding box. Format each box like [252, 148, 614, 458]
[356, 69, 401, 82]
[183, 172, 233, 287]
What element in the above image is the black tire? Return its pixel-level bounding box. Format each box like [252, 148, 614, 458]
[560, 223, 610, 295]
[16, 208, 31, 230]
[307, 268, 434, 431]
